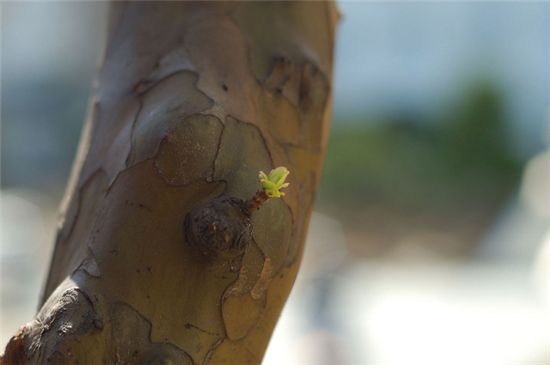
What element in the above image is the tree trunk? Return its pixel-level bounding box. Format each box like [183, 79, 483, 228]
[2, 2, 338, 364]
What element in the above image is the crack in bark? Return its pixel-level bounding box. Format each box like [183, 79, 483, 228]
[202, 338, 224, 365]
[124, 98, 143, 169]
[210, 119, 226, 182]
[184, 323, 221, 337]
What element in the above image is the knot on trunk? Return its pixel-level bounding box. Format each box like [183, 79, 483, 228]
[184, 197, 251, 259]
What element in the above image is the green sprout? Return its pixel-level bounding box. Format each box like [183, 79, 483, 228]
[258, 166, 290, 198]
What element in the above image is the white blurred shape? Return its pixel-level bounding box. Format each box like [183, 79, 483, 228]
[0, 189, 56, 350]
[264, 212, 350, 365]
[521, 149, 550, 218]
[266, 210, 550, 365]
[533, 228, 550, 307]
[1, 191, 47, 256]
[337, 262, 550, 365]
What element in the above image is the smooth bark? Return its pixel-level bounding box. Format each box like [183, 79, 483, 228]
[2, 2, 338, 364]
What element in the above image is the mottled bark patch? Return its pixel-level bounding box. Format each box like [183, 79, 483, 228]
[127, 71, 214, 166]
[227, 241, 264, 290]
[109, 303, 193, 365]
[232, 2, 332, 84]
[154, 114, 223, 185]
[80, 160, 230, 364]
[250, 198, 292, 274]
[221, 244, 269, 341]
[213, 116, 273, 199]
[262, 57, 329, 150]
[135, 46, 196, 93]
[222, 293, 264, 340]
[210, 117, 294, 348]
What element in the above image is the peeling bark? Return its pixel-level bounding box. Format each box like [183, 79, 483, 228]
[2, 2, 338, 364]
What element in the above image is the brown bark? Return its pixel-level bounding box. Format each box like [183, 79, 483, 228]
[2, 2, 338, 364]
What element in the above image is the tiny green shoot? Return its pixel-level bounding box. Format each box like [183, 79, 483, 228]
[258, 166, 290, 198]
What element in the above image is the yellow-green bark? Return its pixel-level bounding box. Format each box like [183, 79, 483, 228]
[2, 2, 338, 364]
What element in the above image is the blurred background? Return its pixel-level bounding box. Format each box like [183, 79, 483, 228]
[1, 2, 549, 364]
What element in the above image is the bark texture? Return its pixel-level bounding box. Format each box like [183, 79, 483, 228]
[2, 2, 338, 364]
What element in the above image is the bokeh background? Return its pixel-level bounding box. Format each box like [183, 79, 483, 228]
[2, 2, 550, 364]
